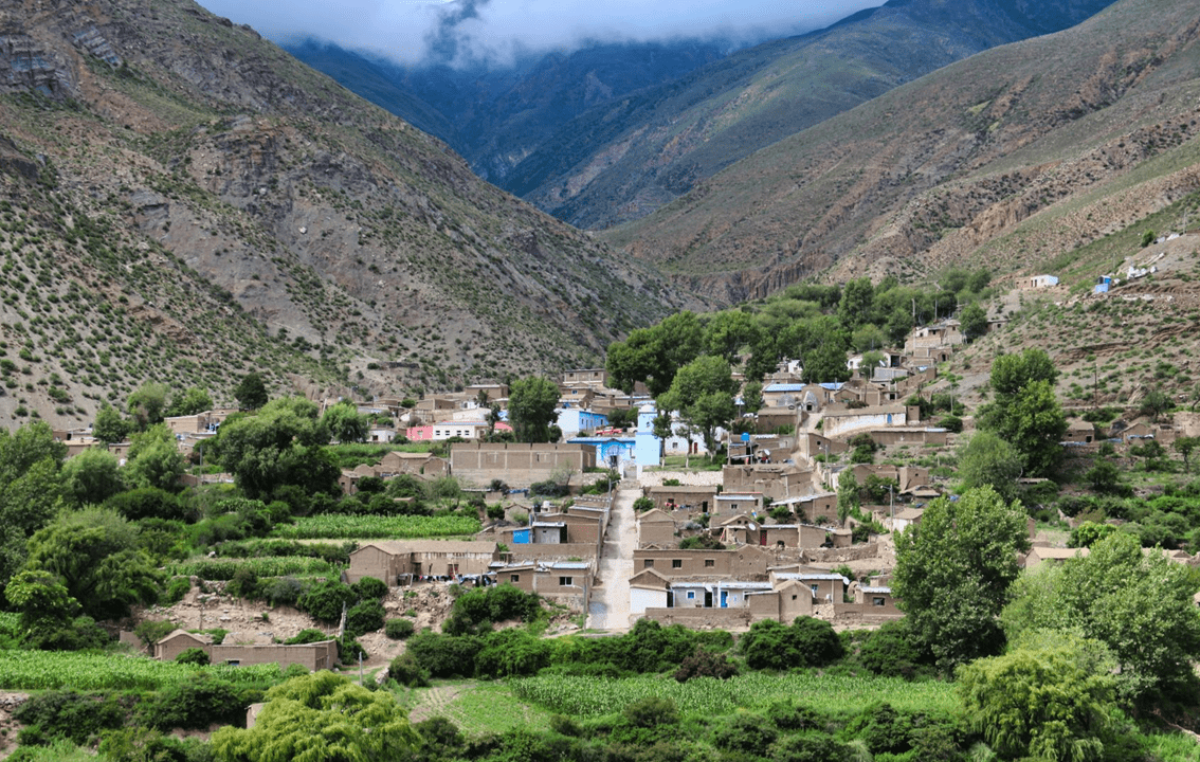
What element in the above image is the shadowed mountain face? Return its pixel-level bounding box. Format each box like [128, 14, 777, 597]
[500, 0, 1119, 230]
[605, 0, 1200, 304]
[0, 0, 694, 426]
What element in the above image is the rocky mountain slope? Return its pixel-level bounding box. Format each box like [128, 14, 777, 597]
[0, 0, 689, 427]
[501, 0, 1117, 229]
[607, 0, 1200, 304]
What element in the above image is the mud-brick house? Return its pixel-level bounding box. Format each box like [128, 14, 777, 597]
[450, 442, 596, 484]
[347, 540, 498, 584]
[646, 485, 718, 512]
[633, 545, 773, 579]
[769, 571, 850, 603]
[769, 492, 838, 524]
[637, 508, 677, 547]
[719, 519, 851, 550]
[155, 630, 338, 670]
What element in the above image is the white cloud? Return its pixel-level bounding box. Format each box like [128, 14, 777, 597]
[197, 0, 884, 66]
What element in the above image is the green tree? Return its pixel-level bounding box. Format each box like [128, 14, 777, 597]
[507, 376, 561, 443]
[1068, 522, 1117, 549]
[61, 447, 125, 506]
[165, 386, 213, 418]
[657, 356, 738, 456]
[802, 342, 851, 384]
[960, 303, 988, 340]
[1002, 532, 1200, 700]
[958, 633, 1115, 762]
[93, 403, 130, 444]
[957, 431, 1023, 502]
[22, 507, 162, 620]
[892, 487, 1030, 671]
[1176, 436, 1200, 473]
[322, 401, 369, 443]
[1138, 388, 1172, 422]
[124, 425, 185, 492]
[838, 277, 874, 330]
[704, 310, 759, 362]
[210, 397, 339, 500]
[836, 469, 859, 523]
[211, 672, 419, 762]
[606, 312, 704, 396]
[126, 382, 170, 431]
[0, 422, 67, 590]
[233, 372, 269, 411]
[979, 351, 1067, 477]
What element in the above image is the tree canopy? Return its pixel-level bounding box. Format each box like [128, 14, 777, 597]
[892, 486, 1030, 671]
[211, 671, 419, 762]
[657, 356, 738, 454]
[507, 376, 561, 444]
[977, 349, 1067, 477]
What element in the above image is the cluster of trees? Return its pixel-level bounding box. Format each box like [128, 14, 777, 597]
[892, 485, 1200, 759]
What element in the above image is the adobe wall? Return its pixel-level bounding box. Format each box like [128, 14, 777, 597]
[802, 544, 881, 563]
[635, 549, 735, 577]
[643, 607, 757, 630]
[347, 545, 403, 584]
[157, 636, 207, 662]
[508, 543, 598, 563]
[210, 641, 337, 671]
[868, 429, 949, 447]
[832, 602, 904, 621]
[450, 443, 595, 485]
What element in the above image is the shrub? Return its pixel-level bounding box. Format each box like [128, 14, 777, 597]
[711, 713, 776, 756]
[354, 576, 388, 601]
[175, 648, 209, 666]
[475, 629, 553, 678]
[225, 566, 258, 599]
[345, 600, 386, 637]
[764, 700, 821, 731]
[163, 576, 191, 605]
[770, 733, 850, 762]
[134, 619, 177, 649]
[385, 618, 415, 640]
[407, 631, 482, 678]
[633, 497, 655, 512]
[285, 628, 331, 645]
[415, 716, 464, 760]
[388, 652, 429, 687]
[13, 691, 125, 746]
[856, 620, 929, 678]
[262, 576, 304, 607]
[139, 674, 247, 731]
[673, 649, 739, 682]
[623, 697, 679, 728]
[297, 580, 357, 623]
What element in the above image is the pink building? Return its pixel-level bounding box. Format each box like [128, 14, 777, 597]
[406, 421, 512, 441]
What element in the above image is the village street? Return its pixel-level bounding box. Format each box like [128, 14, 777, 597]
[586, 487, 638, 631]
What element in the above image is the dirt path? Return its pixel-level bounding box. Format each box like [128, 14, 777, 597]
[587, 487, 637, 632]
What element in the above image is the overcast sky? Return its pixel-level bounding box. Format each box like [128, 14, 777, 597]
[196, 0, 886, 67]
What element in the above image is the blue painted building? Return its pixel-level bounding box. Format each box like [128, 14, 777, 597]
[635, 403, 662, 472]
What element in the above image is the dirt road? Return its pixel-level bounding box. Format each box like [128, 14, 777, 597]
[586, 487, 638, 631]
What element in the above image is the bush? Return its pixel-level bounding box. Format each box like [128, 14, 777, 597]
[175, 648, 210, 666]
[475, 629, 553, 678]
[623, 697, 679, 728]
[225, 566, 258, 599]
[354, 576, 388, 600]
[13, 691, 125, 746]
[106, 487, 189, 522]
[711, 713, 776, 756]
[765, 699, 821, 731]
[388, 652, 429, 687]
[385, 618, 415, 640]
[297, 580, 358, 623]
[453, 584, 541, 627]
[530, 480, 569, 498]
[262, 576, 305, 607]
[407, 631, 482, 678]
[633, 497, 655, 512]
[164, 576, 191, 605]
[740, 617, 843, 670]
[673, 649, 739, 682]
[139, 674, 247, 731]
[284, 628, 331, 645]
[770, 733, 850, 762]
[856, 620, 929, 678]
[345, 600, 386, 637]
[134, 620, 178, 649]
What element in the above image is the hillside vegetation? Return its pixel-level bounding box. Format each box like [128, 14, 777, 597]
[608, 0, 1200, 304]
[0, 0, 690, 426]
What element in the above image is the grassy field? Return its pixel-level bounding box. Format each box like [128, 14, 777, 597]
[407, 681, 555, 735]
[272, 514, 481, 540]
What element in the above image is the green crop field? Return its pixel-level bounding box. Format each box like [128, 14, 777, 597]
[272, 514, 481, 540]
[0, 650, 284, 691]
[512, 672, 960, 719]
[168, 556, 338, 580]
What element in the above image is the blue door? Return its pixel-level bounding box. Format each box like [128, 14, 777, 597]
[720, 591, 728, 608]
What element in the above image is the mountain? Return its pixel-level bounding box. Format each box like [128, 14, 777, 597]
[285, 39, 729, 184]
[605, 0, 1200, 303]
[501, 0, 1119, 229]
[0, 0, 691, 428]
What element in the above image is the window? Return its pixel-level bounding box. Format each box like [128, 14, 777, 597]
[873, 597, 886, 607]
[559, 576, 573, 587]
[644, 559, 654, 568]
[704, 559, 715, 568]
[811, 584, 819, 595]
[226, 660, 241, 667]
[686, 591, 695, 600]
[510, 575, 520, 583]
[671, 559, 682, 569]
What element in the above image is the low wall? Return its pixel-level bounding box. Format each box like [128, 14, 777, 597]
[642, 607, 758, 631]
[507, 543, 598, 562]
[801, 544, 881, 563]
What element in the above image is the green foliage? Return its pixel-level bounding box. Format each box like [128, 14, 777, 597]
[657, 355, 738, 454]
[1002, 533, 1200, 700]
[452, 584, 542, 627]
[633, 497, 655, 512]
[93, 403, 130, 444]
[1068, 521, 1117, 548]
[345, 599, 386, 637]
[475, 629, 554, 678]
[125, 426, 187, 492]
[134, 619, 178, 649]
[61, 447, 124, 506]
[22, 507, 162, 620]
[322, 401, 370, 443]
[0, 650, 282, 691]
[210, 672, 419, 762]
[175, 648, 210, 666]
[507, 376, 561, 443]
[272, 513, 479, 540]
[978, 349, 1066, 477]
[958, 635, 1115, 762]
[388, 652, 429, 687]
[233, 372, 268, 411]
[673, 648, 739, 682]
[893, 487, 1030, 671]
[126, 382, 170, 430]
[606, 311, 704, 396]
[209, 397, 339, 500]
[854, 620, 930, 679]
[0, 421, 68, 586]
[406, 630, 484, 678]
[957, 431, 1023, 501]
[960, 302, 989, 340]
[740, 617, 843, 670]
[13, 691, 125, 747]
[139, 674, 249, 731]
[297, 580, 358, 624]
[385, 618, 415, 640]
[165, 386, 213, 418]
